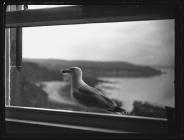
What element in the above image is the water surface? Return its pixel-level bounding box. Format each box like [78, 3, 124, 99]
[96, 68, 174, 112]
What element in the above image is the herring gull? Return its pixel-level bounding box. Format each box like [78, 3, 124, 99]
[61, 67, 128, 115]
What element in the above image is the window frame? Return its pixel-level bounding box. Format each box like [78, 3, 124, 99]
[5, 4, 178, 134]
[6, 5, 174, 28]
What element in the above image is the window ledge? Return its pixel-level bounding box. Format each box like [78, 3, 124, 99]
[5, 106, 168, 134]
[6, 118, 134, 134]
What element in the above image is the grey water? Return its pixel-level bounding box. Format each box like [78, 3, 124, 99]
[96, 67, 175, 112]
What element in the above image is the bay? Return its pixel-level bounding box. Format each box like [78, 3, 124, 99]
[96, 68, 175, 112]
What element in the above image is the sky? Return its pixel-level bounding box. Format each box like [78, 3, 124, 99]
[23, 19, 175, 66]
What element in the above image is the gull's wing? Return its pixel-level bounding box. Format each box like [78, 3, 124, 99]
[73, 85, 116, 111]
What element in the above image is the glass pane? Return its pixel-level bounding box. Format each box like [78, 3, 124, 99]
[10, 19, 175, 118]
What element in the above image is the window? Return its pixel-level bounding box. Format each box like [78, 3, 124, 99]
[20, 20, 175, 118]
[5, 4, 178, 134]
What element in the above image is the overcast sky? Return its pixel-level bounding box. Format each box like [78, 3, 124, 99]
[23, 19, 174, 66]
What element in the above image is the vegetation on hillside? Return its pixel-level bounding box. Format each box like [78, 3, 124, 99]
[130, 101, 166, 118]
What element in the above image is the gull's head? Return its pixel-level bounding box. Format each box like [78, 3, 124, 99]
[61, 67, 83, 80]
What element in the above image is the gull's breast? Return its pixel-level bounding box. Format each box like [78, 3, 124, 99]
[71, 89, 88, 110]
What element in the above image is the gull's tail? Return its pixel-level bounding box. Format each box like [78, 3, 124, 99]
[113, 106, 129, 115]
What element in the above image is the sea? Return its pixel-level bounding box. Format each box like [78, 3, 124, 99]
[95, 67, 175, 112]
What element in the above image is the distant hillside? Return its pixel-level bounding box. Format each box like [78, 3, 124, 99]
[21, 62, 62, 82]
[23, 58, 162, 78]
[21, 61, 103, 87]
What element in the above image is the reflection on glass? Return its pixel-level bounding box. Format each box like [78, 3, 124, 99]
[27, 5, 75, 9]
[10, 20, 175, 118]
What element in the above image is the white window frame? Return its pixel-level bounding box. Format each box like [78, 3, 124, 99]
[5, 4, 176, 134]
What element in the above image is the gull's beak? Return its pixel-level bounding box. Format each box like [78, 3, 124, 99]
[61, 69, 70, 74]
